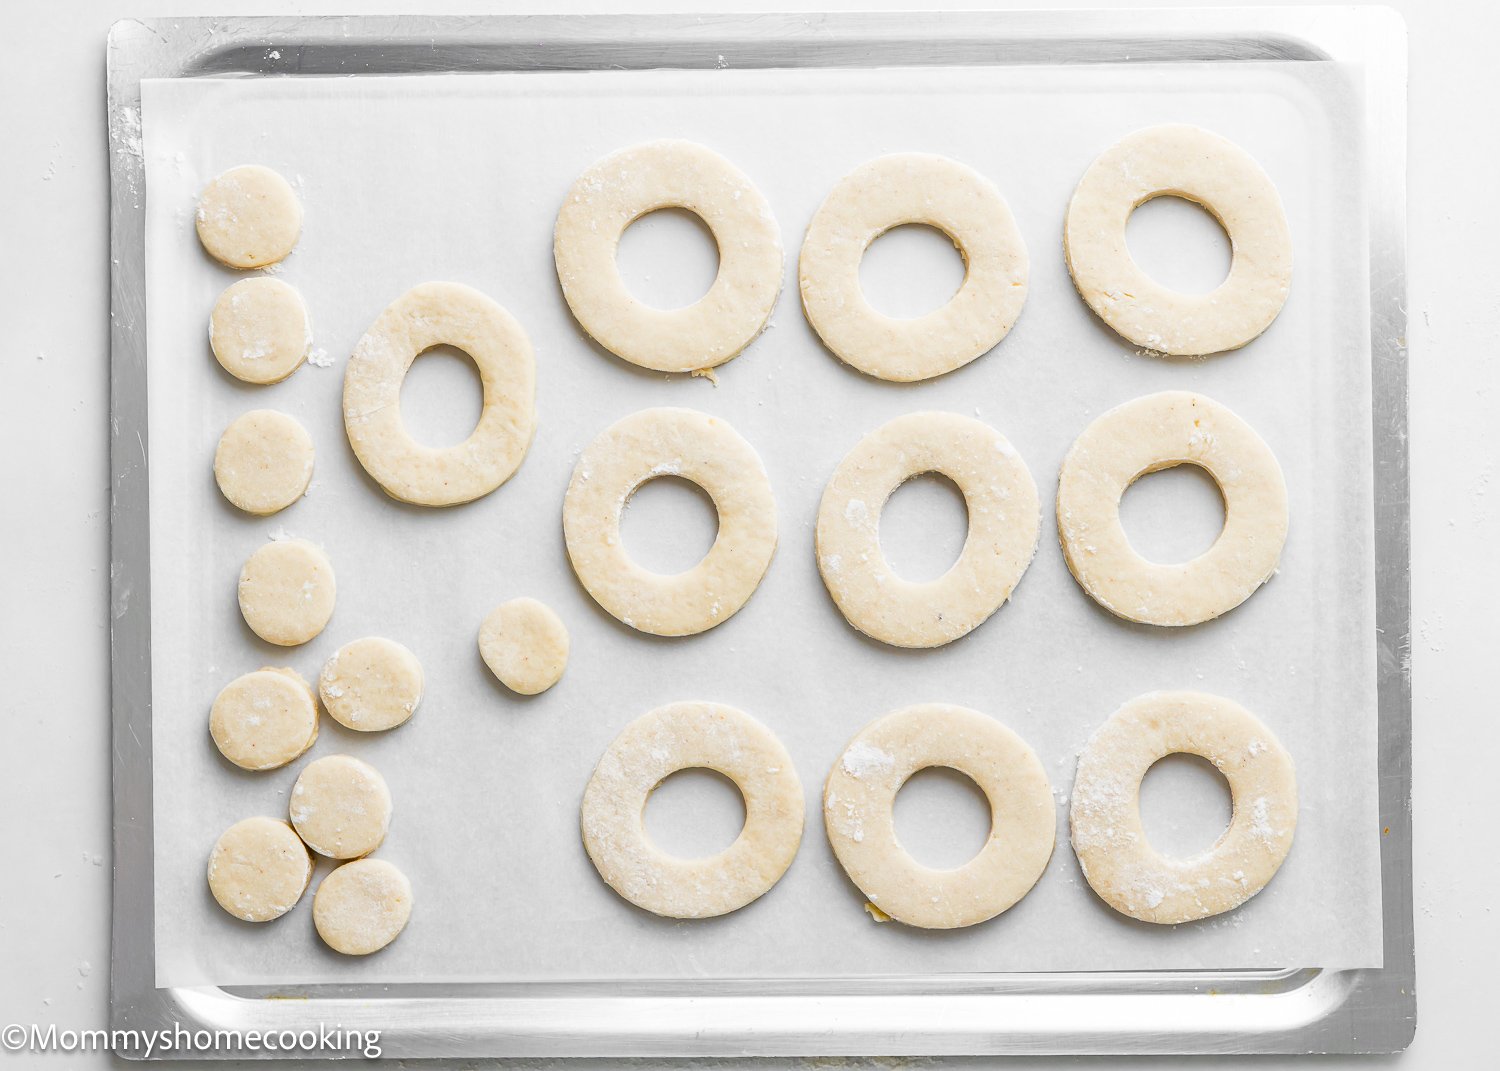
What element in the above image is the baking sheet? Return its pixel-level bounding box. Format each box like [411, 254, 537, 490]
[141, 61, 1380, 988]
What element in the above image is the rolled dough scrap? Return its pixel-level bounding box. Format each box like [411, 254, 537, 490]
[344, 282, 536, 507]
[478, 597, 569, 695]
[209, 277, 311, 384]
[1063, 124, 1292, 355]
[213, 409, 315, 515]
[318, 637, 423, 732]
[800, 153, 1028, 382]
[563, 407, 777, 636]
[816, 412, 1040, 648]
[237, 538, 336, 646]
[554, 139, 783, 373]
[580, 701, 804, 919]
[313, 858, 413, 956]
[823, 704, 1054, 929]
[209, 667, 319, 771]
[195, 164, 302, 269]
[290, 754, 393, 860]
[1070, 690, 1297, 924]
[206, 816, 313, 923]
[1056, 391, 1287, 626]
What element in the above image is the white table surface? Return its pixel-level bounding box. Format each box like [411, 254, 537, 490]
[1, 0, 1494, 1066]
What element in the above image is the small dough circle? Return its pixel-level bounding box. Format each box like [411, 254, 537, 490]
[209, 277, 311, 384]
[554, 139, 783, 373]
[478, 598, 569, 695]
[800, 153, 1029, 382]
[1064, 124, 1292, 355]
[195, 165, 302, 269]
[290, 755, 393, 859]
[214, 410, 315, 514]
[1070, 690, 1297, 924]
[823, 704, 1055, 929]
[313, 858, 413, 955]
[563, 408, 777, 637]
[207, 816, 313, 923]
[209, 667, 319, 771]
[318, 637, 423, 732]
[816, 412, 1040, 648]
[344, 282, 536, 507]
[1056, 391, 1287, 626]
[580, 701, 804, 919]
[237, 538, 336, 646]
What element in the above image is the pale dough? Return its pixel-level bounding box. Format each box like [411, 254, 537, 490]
[1056, 391, 1287, 626]
[1070, 690, 1297, 924]
[207, 816, 313, 923]
[563, 408, 777, 636]
[290, 754, 393, 860]
[554, 139, 783, 373]
[1064, 124, 1292, 355]
[313, 858, 413, 956]
[209, 277, 311, 384]
[237, 538, 336, 646]
[816, 412, 1040, 648]
[209, 667, 319, 771]
[195, 164, 302, 269]
[580, 701, 804, 919]
[344, 282, 536, 507]
[213, 409, 314, 515]
[318, 637, 423, 732]
[823, 704, 1055, 929]
[800, 153, 1029, 382]
[478, 597, 569, 695]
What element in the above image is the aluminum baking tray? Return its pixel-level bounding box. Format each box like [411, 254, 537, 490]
[107, 8, 1412, 1058]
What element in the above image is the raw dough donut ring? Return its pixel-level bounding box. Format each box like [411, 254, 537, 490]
[478, 597, 570, 695]
[1070, 690, 1297, 924]
[344, 282, 536, 507]
[209, 277, 311, 385]
[195, 165, 302, 269]
[580, 701, 804, 919]
[554, 139, 783, 373]
[290, 754, 393, 860]
[213, 410, 315, 515]
[1064, 124, 1292, 355]
[800, 153, 1029, 382]
[237, 538, 336, 646]
[318, 637, 423, 732]
[563, 408, 777, 636]
[207, 816, 313, 923]
[823, 704, 1054, 929]
[313, 858, 413, 955]
[816, 412, 1039, 648]
[209, 667, 319, 771]
[1056, 391, 1287, 626]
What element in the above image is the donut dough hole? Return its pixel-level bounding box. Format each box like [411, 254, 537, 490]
[824, 704, 1055, 929]
[319, 637, 423, 732]
[1056, 391, 1287, 626]
[817, 412, 1040, 648]
[290, 755, 393, 860]
[209, 667, 319, 771]
[313, 858, 413, 956]
[209, 277, 311, 384]
[207, 816, 313, 923]
[1070, 690, 1297, 924]
[580, 701, 804, 918]
[800, 153, 1029, 382]
[344, 282, 536, 507]
[195, 165, 302, 269]
[214, 410, 315, 515]
[237, 538, 336, 646]
[1064, 124, 1292, 355]
[564, 408, 777, 636]
[555, 139, 783, 373]
[478, 598, 569, 695]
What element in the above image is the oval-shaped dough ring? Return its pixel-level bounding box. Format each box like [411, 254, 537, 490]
[554, 139, 783, 373]
[344, 281, 536, 507]
[563, 407, 777, 637]
[800, 153, 1029, 382]
[824, 704, 1055, 929]
[816, 411, 1040, 648]
[1064, 124, 1292, 355]
[1056, 391, 1287, 626]
[580, 701, 804, 919]
[1070, 690, 1297, 924]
